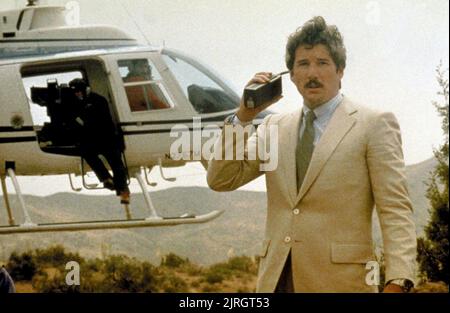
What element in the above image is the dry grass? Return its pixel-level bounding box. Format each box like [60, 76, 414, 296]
[413, 282, 449, 293]
[15, 281, 36, 293]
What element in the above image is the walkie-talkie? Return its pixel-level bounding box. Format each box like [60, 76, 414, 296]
[243, 70, 289, 108]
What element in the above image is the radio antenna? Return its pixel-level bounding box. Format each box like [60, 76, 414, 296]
[27, 0, 39, 6]
[115, 0, 151, 46]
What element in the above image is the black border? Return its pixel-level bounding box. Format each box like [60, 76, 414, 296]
[1, 293, 449, 312]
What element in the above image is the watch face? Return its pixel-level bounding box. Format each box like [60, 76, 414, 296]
[389, 279, 414, 292]
[225, 114, 235, 124]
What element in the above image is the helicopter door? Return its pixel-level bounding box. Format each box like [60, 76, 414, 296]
[22, 70, 84, 156]
[21, 59, 124, 158]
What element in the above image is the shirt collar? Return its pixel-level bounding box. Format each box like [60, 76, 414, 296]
[302, 93, 343, 122]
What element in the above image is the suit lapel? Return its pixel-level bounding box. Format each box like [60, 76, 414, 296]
[281, 109, 302, 206]
[294, 98, 357, 205]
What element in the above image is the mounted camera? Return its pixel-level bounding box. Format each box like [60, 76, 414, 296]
[30, 79, 60, 107]
[30, 79, 80, 146]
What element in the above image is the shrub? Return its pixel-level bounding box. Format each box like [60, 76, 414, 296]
[32, 271, 80, 293]
[6, 251, 38, 281]
[34, 245, 84, 268]
[160, 253, 190, 268]
[160, 273, 188, 292]
[103, 255, 149, 292]
[227, 256, 256, 273]
[417, 63, 449, 286]
[204, 267, 226, 284]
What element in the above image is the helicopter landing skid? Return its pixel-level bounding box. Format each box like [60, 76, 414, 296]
[0, 167, 223, 235]
[0, 210, 223, 234]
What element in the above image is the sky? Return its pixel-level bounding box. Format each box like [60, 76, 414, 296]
[1, 0, 449, 196]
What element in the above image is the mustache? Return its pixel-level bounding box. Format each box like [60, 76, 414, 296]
[305, 79, 323, 88]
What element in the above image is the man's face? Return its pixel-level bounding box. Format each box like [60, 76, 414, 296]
[290, 44, 344, 109]
[74, 90, 84, 100]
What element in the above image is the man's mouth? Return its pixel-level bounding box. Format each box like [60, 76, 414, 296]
[305, 82, 323, 89]
[306, 86, 322, 93]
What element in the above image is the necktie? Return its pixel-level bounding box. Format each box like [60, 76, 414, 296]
[296, 110, 316, 191]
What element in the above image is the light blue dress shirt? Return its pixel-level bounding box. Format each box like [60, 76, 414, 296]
[300, 93, 343, 146]
[232, 93, 343, 146]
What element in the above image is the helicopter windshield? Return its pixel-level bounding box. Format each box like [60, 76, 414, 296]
[162, 50, 240, 114]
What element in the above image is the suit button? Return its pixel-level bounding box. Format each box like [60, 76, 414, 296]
[293, 208, 300, 215]
[284, 236, 291, 243]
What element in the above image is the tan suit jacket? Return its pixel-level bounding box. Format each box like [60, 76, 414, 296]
[207, 97, 417, 292]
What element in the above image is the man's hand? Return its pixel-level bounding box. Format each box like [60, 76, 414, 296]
[383, 283, 405, 293]
[236, 72, 283, 123]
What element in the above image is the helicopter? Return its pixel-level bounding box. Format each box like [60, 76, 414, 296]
[0, 1, 270, 234]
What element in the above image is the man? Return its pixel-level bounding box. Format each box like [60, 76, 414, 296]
[207, 16, 417, 292]
[69, 78, 130, 205]
[122, 59, 170, 111]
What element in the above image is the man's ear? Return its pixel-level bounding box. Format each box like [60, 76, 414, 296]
[337, 68, 344, 89]
[337, 67, 344, 80]
[290, 70, 294, 82]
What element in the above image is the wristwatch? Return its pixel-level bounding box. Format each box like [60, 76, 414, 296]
[225, 113, 253, 126]
[387, 279, 414, 292]
[224, 114, 236, 125]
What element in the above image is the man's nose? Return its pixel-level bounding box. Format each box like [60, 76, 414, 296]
[306, 63, 319, 79]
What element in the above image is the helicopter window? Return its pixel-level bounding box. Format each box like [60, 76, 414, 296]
[118, 59, 172, 112]
[161, 54, 239, 114]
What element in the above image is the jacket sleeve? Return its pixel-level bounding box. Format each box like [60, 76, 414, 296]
[0, 268, 16, 293]
[206, 114, 273, 191]
[366, 111, 417, 283]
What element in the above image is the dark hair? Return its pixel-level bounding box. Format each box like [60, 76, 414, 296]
[69, 78, 88, 92]
[285, 16, 346, 71]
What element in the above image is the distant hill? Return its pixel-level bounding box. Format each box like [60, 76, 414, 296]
[404, 157, 438, 231]
[0, 157, 438, 265]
